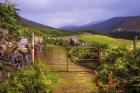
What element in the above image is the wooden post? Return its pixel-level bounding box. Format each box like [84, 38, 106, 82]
[32, 33, 35, 62]
[97, 45, 100, 63]
[66, 48, 69, 72]
[134, 36, 138, 50]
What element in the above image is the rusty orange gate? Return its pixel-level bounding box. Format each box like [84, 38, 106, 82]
[44, 46, 101, 72]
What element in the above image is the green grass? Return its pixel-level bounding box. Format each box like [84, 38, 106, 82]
[47, 72, 60, 84]
[77, 33, 137, 49]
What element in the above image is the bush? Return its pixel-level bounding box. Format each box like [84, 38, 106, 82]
[97, 47, 140, 93]
[68, 47, 99, 69]
[0, 60, 53, 93]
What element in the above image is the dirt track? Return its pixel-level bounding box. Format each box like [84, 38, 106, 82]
[46, 47, 99, 93]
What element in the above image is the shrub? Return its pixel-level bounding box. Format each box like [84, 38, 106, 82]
[68, 47, 99, 69]
[0, 61, 53, 93]
[97, 47, 140, 93]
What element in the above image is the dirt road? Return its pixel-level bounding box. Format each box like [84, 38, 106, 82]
[46, 47, 99, 93]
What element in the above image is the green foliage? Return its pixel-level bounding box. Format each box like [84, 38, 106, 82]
[97, 47, 140, 93]
[69, 48, 91, 62]
[0, 3, 60, 93]
[0, 3, 20, 33]
[68, 48, 98, 69]
[0, 60, 55, 93]
[0, 2, 47, 39]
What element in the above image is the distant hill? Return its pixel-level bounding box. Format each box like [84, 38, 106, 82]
[120, 16, 140, 30]
[21, 17, 54, 30]
[61, 16, 140, 34]
[21, 17, 77, 37]
[60, 25, 80, 31]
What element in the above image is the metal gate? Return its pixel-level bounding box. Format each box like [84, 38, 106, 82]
[44, 46, 100, 72]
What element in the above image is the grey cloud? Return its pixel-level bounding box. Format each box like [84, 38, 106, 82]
[0, 0, 140, 27]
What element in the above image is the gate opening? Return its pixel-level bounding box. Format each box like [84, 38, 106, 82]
[44, 46, 101, 72]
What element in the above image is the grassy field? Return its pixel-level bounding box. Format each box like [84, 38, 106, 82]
[77, 33, 139, 49]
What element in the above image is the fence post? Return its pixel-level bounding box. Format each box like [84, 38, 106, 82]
[97, 45, 100, 63]
[32, 33, 35, 62]
[133, 36, 138, 50]
[66, 48, 69, 72]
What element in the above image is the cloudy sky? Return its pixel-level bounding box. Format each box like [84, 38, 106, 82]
[0, 0, 140, 27]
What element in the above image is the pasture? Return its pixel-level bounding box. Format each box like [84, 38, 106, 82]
[76, 33, 140, 49]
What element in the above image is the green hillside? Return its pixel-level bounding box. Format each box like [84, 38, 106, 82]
[77, 33, 137, 49]
[21, 17, 77, 37]
[41, 29, 77, 37]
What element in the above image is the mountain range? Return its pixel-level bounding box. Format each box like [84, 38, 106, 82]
[61, 16, 140, 33]
[20, 16, 140, 39]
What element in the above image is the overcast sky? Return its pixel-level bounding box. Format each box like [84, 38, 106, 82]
[0, 0, 140, 27]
